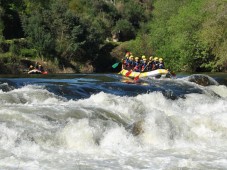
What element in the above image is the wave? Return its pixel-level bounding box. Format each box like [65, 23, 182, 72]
[0, 75, 227, 169]
[1, 85, 226, 143]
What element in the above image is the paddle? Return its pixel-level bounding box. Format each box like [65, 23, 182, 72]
[112, 62, 120, 68]
[170, 71, 176, 77]
[113, 60, 132, 76]
[134, 73, 141, 81]
[166, 70, 176, 78]
[125, 70, 132, 77]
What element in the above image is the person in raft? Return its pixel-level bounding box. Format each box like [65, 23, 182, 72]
[38, 64, 44, 72]
[152, 57, 160, 70]
[127, 55, 134, 70]
[28, 64, 41, 74]
[133, 57, 141, 72]
[122, 51, 131, 70]
[158, 58, 165, 69]
[28, 65, 34, 71]
[147, 56, 154, 71]
[140, 55, 146, 65]
[141, 58, 149, 72]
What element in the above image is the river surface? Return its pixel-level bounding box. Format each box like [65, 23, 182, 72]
[0, 73, 227, 170]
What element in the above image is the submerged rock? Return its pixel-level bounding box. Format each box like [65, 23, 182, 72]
[127, 120, 144, 136]
[188, 74, 219, 86]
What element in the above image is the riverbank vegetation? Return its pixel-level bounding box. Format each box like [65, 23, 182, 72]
[0, 0, 226, 73]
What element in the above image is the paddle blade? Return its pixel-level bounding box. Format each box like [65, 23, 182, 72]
[112, 62, 120, 68]
[125, 70, 132, 77]
[170, 71, 176, 77]
[134, 75, 140, 81]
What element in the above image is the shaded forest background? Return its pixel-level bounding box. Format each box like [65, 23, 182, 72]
[0, 0, 226, 73]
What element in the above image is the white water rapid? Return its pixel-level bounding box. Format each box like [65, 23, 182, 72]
[0, 77, 227, 169]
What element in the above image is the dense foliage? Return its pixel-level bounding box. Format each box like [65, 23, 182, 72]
[0, 0, 226, 72]
[0, 0, 152, 71]
[148, 0, 227, 71]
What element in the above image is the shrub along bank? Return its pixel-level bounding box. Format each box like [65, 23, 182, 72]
[0, 0, 226, 73]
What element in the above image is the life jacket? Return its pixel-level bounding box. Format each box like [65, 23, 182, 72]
[128, 60, 134, 70]
[140, 60, 145, 65]
[141, 63, 148, 72]
[123, 58, 131, 70]
[159, 62, 165, 69]
[133, 61, 140, 72]
[153, 61, 159, 70]
[147, 61, 154, 71]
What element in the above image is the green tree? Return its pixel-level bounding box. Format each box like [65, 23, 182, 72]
[199, 0, 227, 71]
[22, 8, 54, 58]
[148, 0, 190, 71]
[0, 0, 25, 39]
[48, 0, 85, 60]
[149, 0, 212, 71]
[0, 6, 4, 41]
[112, 19, 135, 41]
[118, 0, 147, 28]
[166, 0, 208, 71]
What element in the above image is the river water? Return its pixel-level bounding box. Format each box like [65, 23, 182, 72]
[0, 73, 226, 170]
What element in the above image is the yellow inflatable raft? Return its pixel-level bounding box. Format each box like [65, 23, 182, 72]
[119, 69, 169, 78]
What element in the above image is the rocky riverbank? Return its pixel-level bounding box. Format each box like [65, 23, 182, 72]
[0, 39, 120, 74]
[0, 58, 95, 74]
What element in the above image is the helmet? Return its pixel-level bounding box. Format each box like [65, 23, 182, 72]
[154, 57, 158, 61]
[135, 57, 139, 60]
[149, 56, 153, 60]
[142, 55, 146, 59]
[125, 52, 130, 57]
[129, 55, 134, 59]
[159, 58, 163, 61]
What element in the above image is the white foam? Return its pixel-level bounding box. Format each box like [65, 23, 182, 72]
[0, 123, 19, 150]
[207, 85, 227, 98]
[100, 126, 138, 153]
[0, 83, 227, 169]
[57, 119, 98, 153]
[0, 84, 65, 105]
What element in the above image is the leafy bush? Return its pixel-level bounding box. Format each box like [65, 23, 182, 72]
[20, 48, 37, 58]
[112, 19, 135, 41]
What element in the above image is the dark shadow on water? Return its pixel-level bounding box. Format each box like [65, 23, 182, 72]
[0, 72, 226, 100]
